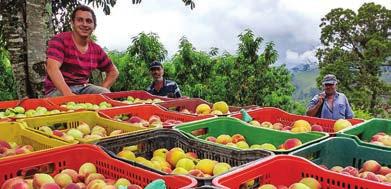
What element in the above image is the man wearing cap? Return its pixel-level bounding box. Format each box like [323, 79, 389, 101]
[306, 74, 354, 120]
[147, 61, 182, 98]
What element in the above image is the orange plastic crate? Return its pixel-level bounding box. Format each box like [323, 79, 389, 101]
[0, 144, 197, 189]
[46, 94, 128, 110]
[231, 107, 364, 135]
[160, 98, 258, 115]
[103, 90, 175, 103]
[0, 98, 67, 121]
[212, 155, 390, 189]
[98, 104, 215, 128]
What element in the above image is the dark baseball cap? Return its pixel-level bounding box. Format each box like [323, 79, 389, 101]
[322, 74, 338, 85]
[149, 61, 163, 69]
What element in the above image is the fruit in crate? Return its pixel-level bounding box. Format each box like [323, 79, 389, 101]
[116, 147, 232, 177]
[195, 104, 211, 115]
[257, 177, 320, 189]
[209, 134, 303, 151]
[370, 132, 391, 147]
[333, 119, 352, 132]
[248, 119, 326, 133]
[212, 101, 229, 114]
[327, 159, 391, 184]
[113, 114, 180, 128]
[60, 101, 112, 110]
[122, 96, 164, 104]
[37, 122, 125, 143]
[0, 162, 144, 189]
[0, 106, 63, 119]
[0, 140, 34, 158]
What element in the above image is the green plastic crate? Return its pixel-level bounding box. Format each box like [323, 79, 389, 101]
[291, 137, 391, 169]
[174, 117, 328, 154]
[337, 118, 391, 150]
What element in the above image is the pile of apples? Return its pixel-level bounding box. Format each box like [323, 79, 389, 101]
[326, 160, 391, 184]
[60, 102, 112, 110]
[248, 119, 352, 133]
[114, 114, 183, 128]
[117, 147, 232, 177]
[369, 132, 391, 147]
[0, 106, 62, 119]
[0, 140, 33, 158]
[0, 162, 143, 189]
[181, 101, 229, 115]
[205, 134, 303, 151]
[37, 122, 124, 143]
[257, 177, 321, 189]
[122, 96, 164, 104]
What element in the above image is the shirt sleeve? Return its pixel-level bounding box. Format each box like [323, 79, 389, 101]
[307, 95, 319, 110]
[344, 96, 354, 119]
[97, 47, 114, 72]
[46, 35, 64, 63]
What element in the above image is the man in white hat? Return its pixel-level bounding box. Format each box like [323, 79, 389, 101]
[306, 74, 354, 120]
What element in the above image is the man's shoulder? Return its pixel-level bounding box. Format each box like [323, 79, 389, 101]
[165, 79, 178, 86]
[336, 92, 347, 98]
[51, 32, 71, 40]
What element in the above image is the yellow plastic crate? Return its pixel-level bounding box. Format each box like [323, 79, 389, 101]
[18, 111, 152, 144]
[0, 122, 70, 160]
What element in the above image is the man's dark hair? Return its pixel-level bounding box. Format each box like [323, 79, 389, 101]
[71, 5, 97, 28]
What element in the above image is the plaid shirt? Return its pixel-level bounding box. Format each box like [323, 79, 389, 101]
[44, 32, 113, 95]
[147, 79, 182, 98]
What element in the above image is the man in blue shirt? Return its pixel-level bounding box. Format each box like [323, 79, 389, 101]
[306, 74, 354, 120]
[147, 61, 182, 98]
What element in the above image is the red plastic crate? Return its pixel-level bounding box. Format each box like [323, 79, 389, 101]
[98, 104, 215, 128]
[231, 107, 364, 135]
[0, 98, 67, 121]
[159, 98, 258, 115]
[47, 94, 128, 110]
[0, 144, 197, 189]
[212, 155, 390, 189]
[103, 90, 175, 103]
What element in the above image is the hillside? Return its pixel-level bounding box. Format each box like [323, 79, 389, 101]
[291, 69, 320, 101]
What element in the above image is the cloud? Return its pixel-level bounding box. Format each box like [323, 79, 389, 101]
[93, 0, 390, 67]
[285, 49, 318, 68]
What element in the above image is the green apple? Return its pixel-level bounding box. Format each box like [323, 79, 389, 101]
[36, 106, 48, 113]
[14, 106, 25, 114]
[25, 109, 36, 117]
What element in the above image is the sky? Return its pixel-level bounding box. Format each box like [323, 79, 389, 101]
[93, 0, 390, 68]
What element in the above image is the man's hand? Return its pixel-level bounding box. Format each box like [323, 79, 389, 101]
[62, 91, 76, 96]
[317, 93, 325, 105]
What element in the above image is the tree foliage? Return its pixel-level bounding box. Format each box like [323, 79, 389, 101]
[316, 2, 391, 116]
[109, 29, 299, 112]
[0, 33, 17, 100]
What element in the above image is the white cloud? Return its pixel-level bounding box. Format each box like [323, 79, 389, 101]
[285, 49, 318, 68]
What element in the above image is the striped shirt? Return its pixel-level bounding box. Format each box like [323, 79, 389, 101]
[147, 79, 182, 98]
[44, 32, 113, 94]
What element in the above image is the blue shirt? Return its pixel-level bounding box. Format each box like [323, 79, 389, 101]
[147, 79, 182, 98]
[307, 92, 354, 120]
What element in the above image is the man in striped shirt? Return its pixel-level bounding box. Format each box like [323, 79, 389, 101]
[147, 61, 182, 98]
[44, 5, 119, 96]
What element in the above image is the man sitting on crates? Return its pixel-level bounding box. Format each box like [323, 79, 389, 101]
[146, 61, 182, 98]
[44, 5, 119, 97]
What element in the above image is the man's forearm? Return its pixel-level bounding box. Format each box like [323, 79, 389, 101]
[306, 103, 322, 117]
[101, 68, 119, 89]
[47, 67, 73, 95]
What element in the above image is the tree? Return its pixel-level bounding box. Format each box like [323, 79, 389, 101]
[316, 2, 391, 115]
[110, 32, 167, 91]
[0, 0, 195, 98]
[230, 29, 295, 110]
